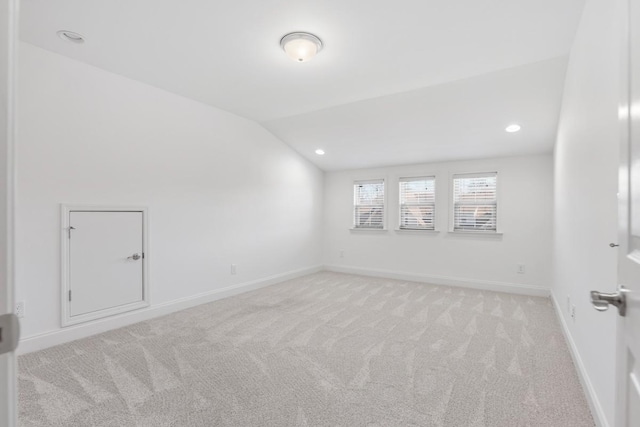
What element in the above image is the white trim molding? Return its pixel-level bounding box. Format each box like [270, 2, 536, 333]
[550, 292, 609, 427]
[324, 264, 549, 297]
[0, 0, 19, 425]
[60, 204, 150, 327]
[18, 265, 322, 354]
[394, 229, 440, 234]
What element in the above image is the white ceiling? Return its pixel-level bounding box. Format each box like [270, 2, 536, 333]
[20, 0, 585, 170]
[263, 57, 568, 170]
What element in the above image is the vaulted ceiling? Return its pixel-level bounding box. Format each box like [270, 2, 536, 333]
[20, 0, 586, 170]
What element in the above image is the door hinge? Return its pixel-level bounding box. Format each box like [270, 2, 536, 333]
[142, 252, 145, 259]
[68, 290, 72, 302]
[68, 226, 76, 239]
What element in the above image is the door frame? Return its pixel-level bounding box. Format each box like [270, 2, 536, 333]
[0, 0, 18, 425]
[60, 204, 150, 327]
[617, 0, 631, 425]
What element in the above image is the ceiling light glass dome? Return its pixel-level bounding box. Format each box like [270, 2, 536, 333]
[280, 32, 323, 62]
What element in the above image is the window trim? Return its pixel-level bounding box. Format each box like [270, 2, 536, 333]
[398, 175, 437, 231]
[352, 178, 387, 230]
[449, 171, 500, 234]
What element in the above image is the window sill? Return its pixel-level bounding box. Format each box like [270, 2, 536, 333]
[395, 229, 440, 234]
[350, 228, 388, 232]
[447, 230, 503, 236]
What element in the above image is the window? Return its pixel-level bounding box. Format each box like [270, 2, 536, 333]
[399, 176, 436, 230]
[353, 180, 385, 229]
[452, 172, 497, 232]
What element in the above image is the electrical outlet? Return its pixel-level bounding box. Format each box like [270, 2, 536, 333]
[15, 301, 25, 319]
[571, 304, 576, 321]
[339, 250, 344, 258]
[517, 264, 525, 274]
[231, 264, 237, 275]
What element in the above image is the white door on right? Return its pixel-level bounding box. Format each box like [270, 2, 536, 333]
[616, 0, 640, 424]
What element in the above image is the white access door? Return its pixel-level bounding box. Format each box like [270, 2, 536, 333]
[616, 0, 640, 425]
[67, 210, 146, 323]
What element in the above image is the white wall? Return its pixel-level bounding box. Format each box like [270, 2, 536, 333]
[552, 0, 621, 425]
[15, 43, 323, 345]
[323, 154, 553, 294]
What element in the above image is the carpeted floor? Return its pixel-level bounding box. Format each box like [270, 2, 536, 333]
[18, 272, 594, 426]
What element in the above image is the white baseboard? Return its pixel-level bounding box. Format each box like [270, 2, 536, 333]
[550, 292, 609, 427]
[323, 264, 550, 297]
[17, 265, 322, 355]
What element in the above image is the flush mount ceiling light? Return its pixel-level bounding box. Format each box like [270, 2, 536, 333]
[315, 149, 325, 155]
[57, 30, 85, 44]
[505, 124, 522, 133]
[280, 32, 323, 62]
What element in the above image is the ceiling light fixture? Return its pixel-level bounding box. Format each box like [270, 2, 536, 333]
[57, 30, 85, 44]
[280, 32, 323, 62]
[505, 124, 521, 133]
[315, 149, 325, 155]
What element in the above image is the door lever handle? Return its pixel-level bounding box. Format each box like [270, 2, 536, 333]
[590, 285, 627, 316]
[127, 253, 141, 261]
[0, 313, 20, 355]
[609, 243, 620, 248]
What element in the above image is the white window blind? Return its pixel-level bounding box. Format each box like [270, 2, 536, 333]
[399, 176, 436, 230]
[354, 179, 385, 229]
[452, 172, 498, 232]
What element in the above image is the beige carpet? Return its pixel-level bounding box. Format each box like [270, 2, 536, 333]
[18, 272, 594, 426]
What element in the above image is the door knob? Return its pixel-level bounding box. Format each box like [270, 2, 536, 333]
[127, 253, 141, 261]
[590, 285, 628, 316]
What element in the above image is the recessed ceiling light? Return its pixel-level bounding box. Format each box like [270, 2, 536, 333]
[57, 30, 85, 44]
[505, 124, 521, 133]
[315, 149, 325, 155]
[280, 32, 323, 62]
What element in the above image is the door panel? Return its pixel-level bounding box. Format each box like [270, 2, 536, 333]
[617, 0, 640, 425]
[69, 211, 143, 317]
[628, 354, 640, 425]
